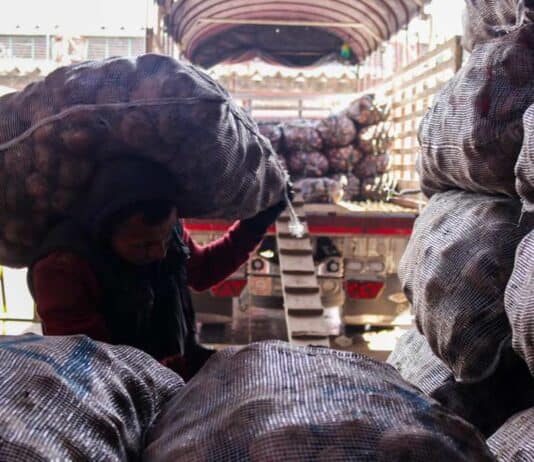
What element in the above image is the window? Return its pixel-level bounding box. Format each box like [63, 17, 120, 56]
[85, 36, 145, 59]
[0, 35, 47, 59]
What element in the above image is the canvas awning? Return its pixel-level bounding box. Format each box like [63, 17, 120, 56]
[166, 0, 429, 67]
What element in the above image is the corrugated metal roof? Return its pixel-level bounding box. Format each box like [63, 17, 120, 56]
[166, 0, 429, 67]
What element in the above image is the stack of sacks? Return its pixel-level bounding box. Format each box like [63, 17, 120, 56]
[257, 95, 393, 203]
[390, 5, 534, 460]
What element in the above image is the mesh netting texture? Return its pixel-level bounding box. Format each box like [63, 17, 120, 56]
[398, 190, 529, 383]
[462, 0, 532, 51]
[487, 407, 534, 461]
[417, 24, 534, 198]
[516, 104, 534, 212]
[0, 334, 184, 461]
[143, 341, 494, 462]
[387, 328, 453, 396]
[0, 54, 287, 267]
[505, 230, 534, 375]
[388, 329, 534, 437]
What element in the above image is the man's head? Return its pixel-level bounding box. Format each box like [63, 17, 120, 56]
[106, 200, 178, 265]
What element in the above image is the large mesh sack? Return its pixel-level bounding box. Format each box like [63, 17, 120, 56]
[282, 120, 323, 152]
[505, 230, 534, 375]
[287, 151, 329, 178]
[331, 173, 361, 201]
[257, 121, 284, 153]
[462, 0, 534, 51]
[0, 334, 183, 461]
[294, 177, 343, 204]
[418, 25, 534, 198]
[399, 191, 529, 382]
[516, 104, 534, 212]
[487, 407, 534, 461]
[326, 145, 362, 174]
[388, 329, 534, 437]
[353, 153, 380, 178]
[143, 341, 494, 462]
[345, 95, 384, 128]
[0, 54, 287, 267]
[316, 113, 357, 148]
[387, 328, 452, 396]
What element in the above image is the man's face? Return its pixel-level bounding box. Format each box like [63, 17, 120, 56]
[111, 207, 178, 265]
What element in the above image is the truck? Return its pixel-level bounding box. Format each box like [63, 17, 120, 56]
[146, 1, 465, 348]
[185, 201, 417, 345]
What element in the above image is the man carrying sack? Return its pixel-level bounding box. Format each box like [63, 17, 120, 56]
[28, 157, 287, 380]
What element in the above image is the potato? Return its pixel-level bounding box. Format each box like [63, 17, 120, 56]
[130, 77, 163, 101]
[120, 110, 157, 151]
[353, 154, 378, 178]
[59, 111, 110, 155]
[58, 159, 93, 189]
[97, 58, 137, 102]
[316, 114, 357, 147]
[188, 100, 224, 128]
[26, 173, 49, 198]
[32, 122, 58, 146]
[283, 120, 323, 152]
[95, 85, 130, 104]
[5, 179, 31, 212]
[32, 197, 50, 214]
[161, 72, 197, 98]
[3, 219, 34, 247]
[327, 146, 362, 173]
[51, 189, 76, 213]
[304, 152, 329, 177]
[249, 427, 316, 462]
[59, 62, 105, 106]
[136, 54, 180, 78]
[157, 106, 191, 145]
[287, 152, 308, 176]
[4, 144, 34, 178]
[0, 108, 29, 144]
[34, 144, 60, 176]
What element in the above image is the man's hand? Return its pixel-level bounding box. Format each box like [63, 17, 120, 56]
[241, 183, 294, 234]
[241, 200, 286, 234]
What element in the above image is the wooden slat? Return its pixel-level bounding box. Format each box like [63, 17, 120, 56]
[284, 286, 320, 295]
[277, 237, 312, 251]
[284, 291, 323, 310]
[279, 248, 313, 257]
[275, 195, 330, 348]
[391, 114, 425, 126]
[388, 60, 456, 95]
[384, 36, 460, 83]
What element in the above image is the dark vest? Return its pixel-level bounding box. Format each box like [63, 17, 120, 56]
[28, 220, 196, 360]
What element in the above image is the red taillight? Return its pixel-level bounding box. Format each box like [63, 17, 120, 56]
[210, 279, 247, 298]
[344, 280, 384, 299]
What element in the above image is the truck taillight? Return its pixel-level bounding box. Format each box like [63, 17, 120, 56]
[344, 280, 384, 299]
[210, 279, 247, 298]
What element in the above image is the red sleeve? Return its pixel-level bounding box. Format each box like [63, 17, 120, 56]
[184, 221, 264, 292]
[32, 252, 112, 342]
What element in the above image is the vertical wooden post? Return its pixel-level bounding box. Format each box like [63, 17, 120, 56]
[145, 28, 154, 53]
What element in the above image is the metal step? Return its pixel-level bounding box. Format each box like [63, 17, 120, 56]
[278, 248, 313, 257]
